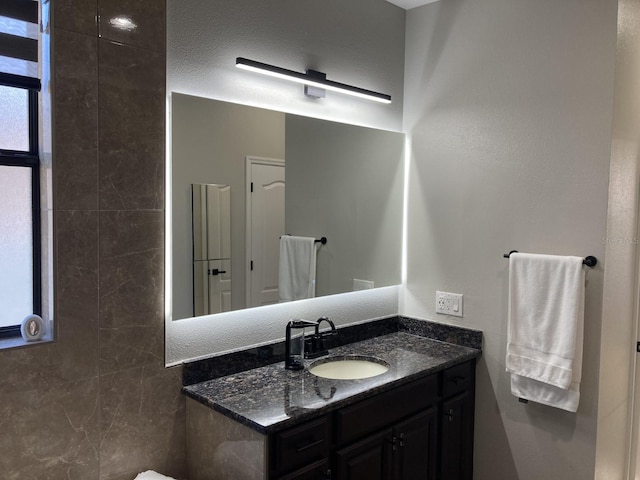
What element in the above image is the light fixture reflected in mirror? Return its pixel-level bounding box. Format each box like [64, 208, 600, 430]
[109, 16, 137, 32]
[235, 57, 392, 104]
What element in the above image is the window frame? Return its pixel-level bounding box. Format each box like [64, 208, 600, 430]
[0, 73, 41, 338]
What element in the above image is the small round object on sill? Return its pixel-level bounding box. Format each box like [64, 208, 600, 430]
[21, 314, 45, 342]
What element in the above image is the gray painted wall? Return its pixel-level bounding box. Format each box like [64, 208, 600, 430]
[167, 0, 406, 131]
[401, 1, 617, 479]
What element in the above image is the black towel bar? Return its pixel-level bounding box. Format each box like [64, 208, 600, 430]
[281, 234, 327, 245]
[503, 250, 597, 267]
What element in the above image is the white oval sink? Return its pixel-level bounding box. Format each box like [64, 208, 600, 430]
[308, 356, 389, 380]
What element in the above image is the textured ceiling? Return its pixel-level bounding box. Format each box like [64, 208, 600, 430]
[385, 0, 440, 9]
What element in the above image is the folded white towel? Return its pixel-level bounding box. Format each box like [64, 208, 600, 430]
[278, 236, 318, 302]
[510, 374, 581, 412]
[506, 253, 585, 412]
[133, 471, 176, 480]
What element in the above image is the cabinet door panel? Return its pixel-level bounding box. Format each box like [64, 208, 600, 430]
[276, 458, 331, 480]
[336, 374, 438, 446]
[273, 416, 331, 475]
[441, 391, 474, 480]
[394, 407, 438, 480]
[442, 361, 474, 398]
[335, 429, 393, 480]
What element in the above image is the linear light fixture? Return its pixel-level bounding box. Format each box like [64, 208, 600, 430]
[235, 57, 391, 104]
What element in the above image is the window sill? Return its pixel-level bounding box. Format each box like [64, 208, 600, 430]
[0, 332, 53, 351]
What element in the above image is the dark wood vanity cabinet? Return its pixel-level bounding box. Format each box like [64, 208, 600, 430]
[271, 417, 332, 479]
[440, 392, 473, 480]
[277, 459, 332, 480]
[269, 360, 475, 480]
[440, 361, 475, 480]
[393, 408, 439, 480]
[334, 427, 393, 480]
[334, 408, 438, 480]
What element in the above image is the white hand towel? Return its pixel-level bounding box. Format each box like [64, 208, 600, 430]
[506, 253, 585, 412]
[278, 236, 318, 302]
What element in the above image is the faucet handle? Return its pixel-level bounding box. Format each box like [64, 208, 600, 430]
[304, 317, 337, 359]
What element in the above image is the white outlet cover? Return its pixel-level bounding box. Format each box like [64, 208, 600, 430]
[353, 279, 375, 291]
[435, 291, 463, 317]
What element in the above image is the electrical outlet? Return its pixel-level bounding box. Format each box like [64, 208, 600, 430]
[436, 291, 463, 317]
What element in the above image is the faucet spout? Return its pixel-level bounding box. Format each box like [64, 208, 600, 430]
[314, 316, 336, 335]
[285, 319, 318, 370]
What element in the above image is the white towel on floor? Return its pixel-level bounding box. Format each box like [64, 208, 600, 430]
[279, 235, 318, 302]
[133, 471, 176, 480]
[506, 253, 585, 412]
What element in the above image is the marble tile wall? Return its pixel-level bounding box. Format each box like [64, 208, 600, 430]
[0, 1, 187, 479]
[186, 399, 266, 480]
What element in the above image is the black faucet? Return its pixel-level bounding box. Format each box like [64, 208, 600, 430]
[305, 316, 337, 359]
[285, 319, 318, 370]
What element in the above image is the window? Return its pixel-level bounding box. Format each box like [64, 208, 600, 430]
[0, 0, 50, 341]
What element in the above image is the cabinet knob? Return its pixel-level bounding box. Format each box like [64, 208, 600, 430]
[446, 408, 454, 422]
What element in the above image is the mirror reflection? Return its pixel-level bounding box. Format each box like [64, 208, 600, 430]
[171, 93, 404, 320]
[192, 183, 232, 316]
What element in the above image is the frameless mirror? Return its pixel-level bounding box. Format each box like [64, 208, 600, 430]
[171, 93, 404, 320]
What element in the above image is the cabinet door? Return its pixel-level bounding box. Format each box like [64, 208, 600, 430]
[335, 375, 438, 447]
[335, 429, 393, 480]
[272, 416, 331, 476]
[276, 459, 331, 480]
[393, 407, 438, 480]
[441, 391, 474, 480]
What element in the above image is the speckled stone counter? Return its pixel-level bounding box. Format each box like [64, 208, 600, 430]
[183, 330, 481, 435]
[182, 316, 482, 385]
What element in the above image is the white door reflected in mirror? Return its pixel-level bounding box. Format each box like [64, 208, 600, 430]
[192, 184, 232, 316]
[246, 157, 285, 308]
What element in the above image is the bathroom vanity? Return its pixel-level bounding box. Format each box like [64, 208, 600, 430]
[183, 322, 481, 480]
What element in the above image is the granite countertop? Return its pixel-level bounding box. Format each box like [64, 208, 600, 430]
[182, 331, 481, 435]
